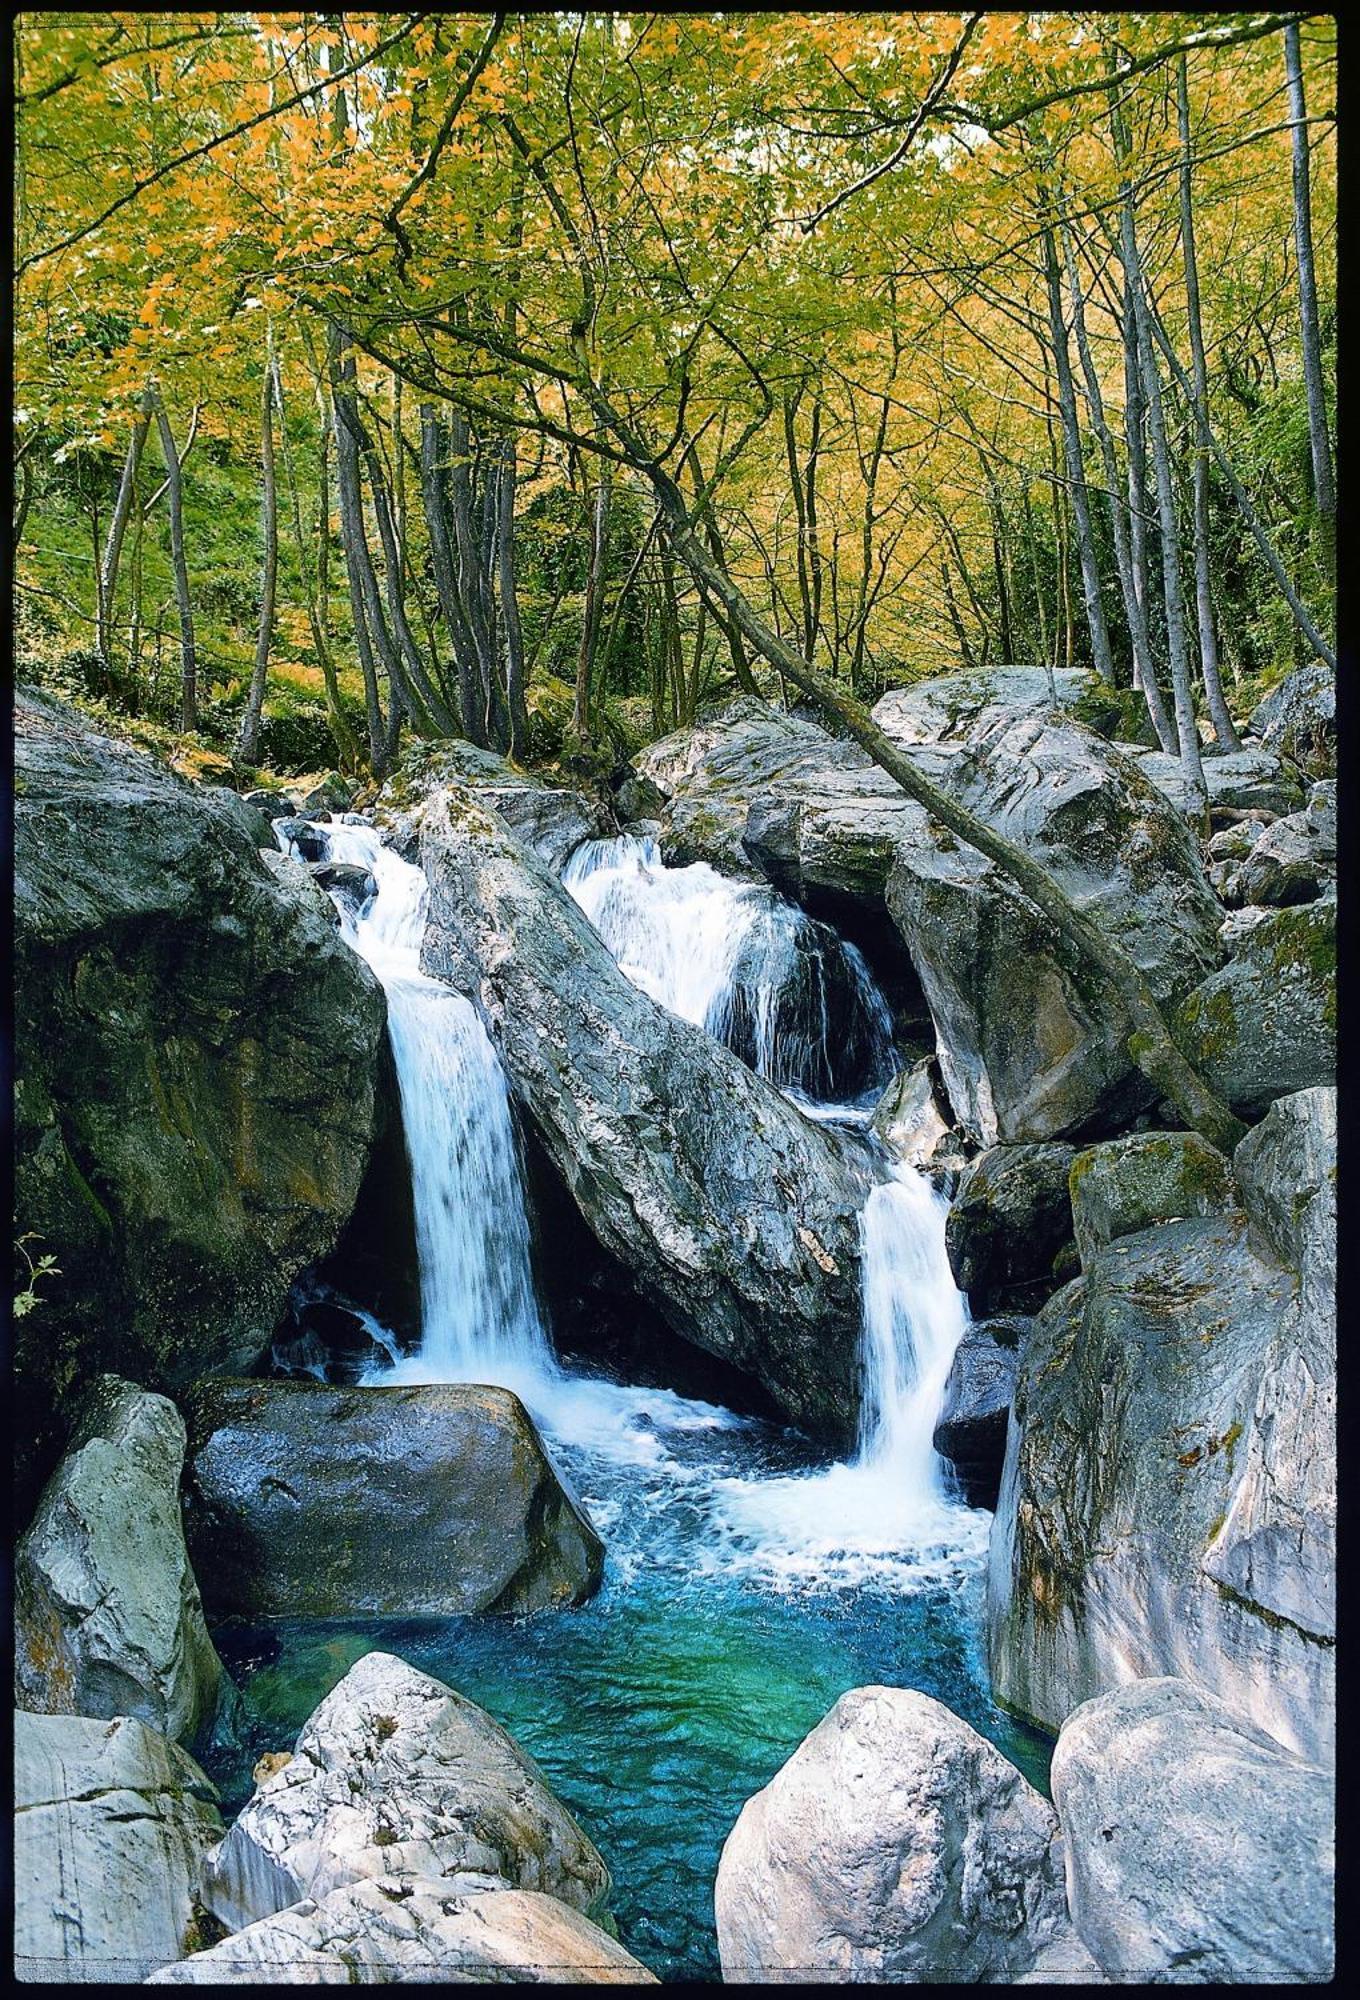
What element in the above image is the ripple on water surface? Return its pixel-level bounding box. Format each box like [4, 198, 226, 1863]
[209, 1377, 1050, 1984]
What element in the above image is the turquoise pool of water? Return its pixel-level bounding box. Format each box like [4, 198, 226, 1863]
[206, 1369, 1052, 1983]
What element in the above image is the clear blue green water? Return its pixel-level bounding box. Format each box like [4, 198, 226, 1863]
[207, 1369, 1052, 1983]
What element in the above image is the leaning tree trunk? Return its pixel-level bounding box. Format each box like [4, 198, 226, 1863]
[97, 383, 153, 682]
[642, 459, 1245, 1153]
[151, 386, 197, 734]
[1284, 20, 1335, 586]
[573, 469, 612, 741]
[236, 334, 279, 767]
[1176, 56, 1241, 750]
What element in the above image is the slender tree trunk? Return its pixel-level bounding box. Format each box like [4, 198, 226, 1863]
[1122, 268, 1153, 671]
[1284, 20, 1335, 584]
[98, 384, 153, 677]
[329, 330, 394, 768]
[419, 405, 481, 744]
[1177, 57, 1242, 750]
[494, 430, 529, 759]
[448, 407, 504, 746]
[573, 469, 611, 741]
[151, 387, 197, 733]
[683, 441, 759, 695]
[1062, 217, 1176, 751]
[236, 336, 279, 766]
[1042, 218, 1115, 683]
[276, 356, 359, 769]
[1110, 96, 1205, 801]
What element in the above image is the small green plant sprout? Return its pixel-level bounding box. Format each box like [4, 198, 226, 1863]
[14, 1234, 61, 1318]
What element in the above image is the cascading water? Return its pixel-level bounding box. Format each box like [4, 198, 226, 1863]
[563, 834, 896, 1107]
[276, 820, 553, 1391]
[246, 812, 1016, 1980]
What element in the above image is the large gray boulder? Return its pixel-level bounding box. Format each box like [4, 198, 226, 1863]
[1248, 662, 1335, 778]
[1126, 744, 1302, 817]
[945, 1143, 1076, 1309]
[1175, 897, 1335, 1115]
[635, 699, 1221, 1146]
[870, 666, 1093, 744]
[1067, 1130, 1238, 1271]
[386, 738, 615, 872]
[932, 1318, 1025, 1510]
[15, 1377, 224, 1747]
[182, 1380, 603, 1621]
[1229, 806, 1334, 907]
[13, 691, 386, 1494]
[883, 710, 1220, 1145]
[986, 1197, 1334, 1766]
[148, 1881, 657, 1984]
[714, 1686, 1072, 1983]
[1052, 1677, 1333, 1982]
[202, 1652, 611, 1933]
[418, 786, 871, 1445]
[14, 1709, 223, 1983]
[1204, 1090, 1336, 1649]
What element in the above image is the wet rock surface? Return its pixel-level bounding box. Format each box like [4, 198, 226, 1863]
[1175, 897, 1335, 1114]
[182, 1379, 604, 1621]
[945, 1143, 1076, 1310]
[419, 786, 872, 1445]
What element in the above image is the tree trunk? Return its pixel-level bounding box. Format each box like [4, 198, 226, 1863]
[151, 387, 197, 733]
[1062, 217, 1176, 751]
[236, 336, 279, 767]
[494, 429, 530, 759]
[419, 405, 482, 745]
[276, 355, 359, 768]
[1176, 56, 1242, 750]
[1110, 96, 1206, 802]
[1042, 219, 1116, 683]
[573, 469, 611, 741]
[97, 384, 153, 679]
[1284, 20, 1335, 584]
[329, 331, 395, 768]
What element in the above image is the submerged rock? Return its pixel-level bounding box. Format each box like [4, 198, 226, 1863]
[1067, 1130, 1238, 1271]
[945, 1143, 1075, 1311]
[986, 1203, 1334, 1765]
[13, 691, 386, 1496]
[1052, 1677, 1334, 1982]
[149, 1882, 655, 1983]
[14, 1709, 223, 1983]
[182, 1380, 603, 1621]
[202, 1651, 611, 1933]
[1175, 897, 1335, 1115]
[15, 1376, 225, 1748]
[419, 788, 871, 1445]
[714, 1686, 1071, 1983]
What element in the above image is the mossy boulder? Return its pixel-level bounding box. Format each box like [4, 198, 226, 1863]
[945, 1143, 1076, 1312]
[13, 690, 386, 1501]
[1068, 1130, 1238, 1271]
[1248, 663, 1335, 779]
[1174, 898, 1335, 1115]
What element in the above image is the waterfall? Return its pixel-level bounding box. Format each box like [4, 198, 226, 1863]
[278, 820, 554, 1390]
[284, 815, 985, 1588]
[563, 834, 895, 1106]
